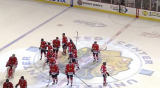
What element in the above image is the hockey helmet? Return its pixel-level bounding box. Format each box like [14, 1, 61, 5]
[12, 54, 15, 57]
[52, 62, 55, 65]
[48, 42, 50, 45]
[56, 37, 59, 39]
[62, 33, 65, 35]
[6, 79, 9, 82]
[103, 62, 106, 65]
[70, 39, 73, 43]
[69, 61, 72, 64]
[21, 76, 24, 79]
[94, 41, 97, 44]
[41, 38, 44, 41]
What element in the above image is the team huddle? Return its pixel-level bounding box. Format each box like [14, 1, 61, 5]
[3, 33, 110, 88]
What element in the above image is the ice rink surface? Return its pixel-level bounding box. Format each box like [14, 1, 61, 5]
[0, 0, 160, 88]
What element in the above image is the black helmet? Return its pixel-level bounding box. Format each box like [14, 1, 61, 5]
[21, 76, 24, 79]
[41, 38, 44, 41]
[56, 37, 59, 39]
[70, 39, 73, 43]
[103, 62, 106, 65]
[62, 33, 65, 35]
[48, 42, 50, 45]
[94, 41, 97, 44]
[6, 79, 9, 82]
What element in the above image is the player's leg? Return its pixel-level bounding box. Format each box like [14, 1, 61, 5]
[93, 53, 96, 62]
[44, 49, 46, 57]
[96, 53, 98, 62]
[103, 74, 107, 86]
[67, 74, 69, 85]
[76, 60, 80, 70]
[6, 66, 10, 78]
[55, 49, 59, 59]
[62, 44, 67, 55]
[55, 74, 58, 84]
[53, 46, 55, 53]
[8, 66, 13, 79]
[70, 75, 73, 86]
[52, 75, 55, 85]
[40, 49, 43, 60]
[11, 65, 16, 78]
[68, 53, 73, 60]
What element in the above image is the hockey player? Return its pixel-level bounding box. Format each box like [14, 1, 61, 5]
[52, 37, 60, 59]
[65, 61, 75, 86]
[3, 79, 13, 88]
[67, 39, 75, 60]
[49, 62, 59, 85]
[47, 50, 55, 60]
[39, 38, 47, 60]
[62, 33, 68, 55]
[42, 50, 56, 69]
[72, 47, 80, 70]
[48, 56, 56, 66]
[47, 42, 53, 52]
[100, 62, 110, 86]
[91, 41, 99, 62]
[15, 76, 27, 88]
[6, 54, 18, 79]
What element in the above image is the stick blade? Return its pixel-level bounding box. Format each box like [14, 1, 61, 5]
[46, 84, 49, 87]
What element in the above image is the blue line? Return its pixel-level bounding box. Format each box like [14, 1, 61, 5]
[0, 7, 71, 52]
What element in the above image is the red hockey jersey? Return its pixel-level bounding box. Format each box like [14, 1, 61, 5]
[68, 42, 75, 52]
[17, 79, 27, 88]
[47, 50, 55, 59]
[100, 65, 109, 74]
[65, 63, 75, 75]
[40, 41, 47, 49]
[49, 57, 56, 65]
[62, 36, 68, 44]
[50, 64, 59, 75]
[53, 39, 60, 48]
[3, 82, 13, 88]
[6, 57, 18, 67]
[47, 45, 53, 51]
[92, 43, 99, 52]
[72, 49, 77, 58]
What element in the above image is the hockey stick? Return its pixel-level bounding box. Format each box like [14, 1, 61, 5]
[110, 76, 119, 81]
[46, 74, 50, 87]
[76, 31, 78, 47]
[74, 75, 91, 87]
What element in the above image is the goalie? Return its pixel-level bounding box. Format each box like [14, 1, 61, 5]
[6, 54, 18, 79]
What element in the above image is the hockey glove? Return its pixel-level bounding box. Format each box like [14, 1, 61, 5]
[91, 49, 93, 52]
[57, 72, 59, 75]
[15, 84, 18, 88]
[107, 73, 110, 76]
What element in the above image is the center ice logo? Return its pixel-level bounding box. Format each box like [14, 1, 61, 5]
[58, 47, 132, 79]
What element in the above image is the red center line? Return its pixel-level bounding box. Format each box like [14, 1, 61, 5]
[54, 18, 137, 87]
[100, 18, 137, 49]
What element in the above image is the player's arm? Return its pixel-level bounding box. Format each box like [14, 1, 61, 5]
[11, 83, 13, 88]
[15, 58, 18, 66]
[73, 65, 75, 75]
[65, 65, 68, 75]
[57, 65, 59, 75]
[25, 80, 27, 87]
[16, 79, 20, 87]
[3, 83, 5, 88]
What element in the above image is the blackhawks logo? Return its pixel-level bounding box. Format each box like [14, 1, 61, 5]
[58, 47, 132, 79]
